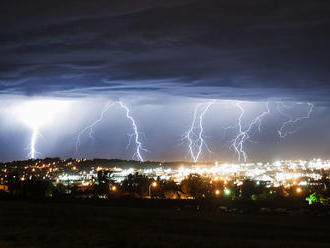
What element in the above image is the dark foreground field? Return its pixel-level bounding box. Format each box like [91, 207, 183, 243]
[0, 201, 329, 248]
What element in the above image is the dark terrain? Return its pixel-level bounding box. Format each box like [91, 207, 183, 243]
[0, 201, 329, 248]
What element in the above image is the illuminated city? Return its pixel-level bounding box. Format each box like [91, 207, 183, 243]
[1, 158, 329, 201]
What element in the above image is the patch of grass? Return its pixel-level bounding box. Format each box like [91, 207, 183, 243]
[0, 201, 329, 247]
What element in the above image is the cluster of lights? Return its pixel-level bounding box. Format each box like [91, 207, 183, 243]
[50, 159, 330, 191]
[0, 158, 328, 197]
[51, 159, 329, 188]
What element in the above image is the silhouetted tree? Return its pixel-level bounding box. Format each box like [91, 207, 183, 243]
[180, 174, 213, 199]
[121, 173, 151, 197]
[96, 170, 114, 197]
[53, 183, 69, 199]
[240, 179, 263, 199]
[161, 180, 179, 199]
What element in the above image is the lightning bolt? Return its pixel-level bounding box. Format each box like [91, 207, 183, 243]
[75, 101, 147, 161]
[27, 128, 46, 159]
[232, 102, 246, 162]
[278, 102, 313, 138]
[183, 100, 215, 162]
[75, 101, 114, 153]
[118, 101, 147, 162]
[185, 103, 199, 162]
[231, 102, 270, 162]
[28, 128, 40, 159]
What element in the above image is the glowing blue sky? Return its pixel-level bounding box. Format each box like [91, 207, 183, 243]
[0, 97, 328, 162]
[0, 1, 330, 161]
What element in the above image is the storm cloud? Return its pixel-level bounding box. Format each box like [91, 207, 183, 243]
[1, 0, 330, 101]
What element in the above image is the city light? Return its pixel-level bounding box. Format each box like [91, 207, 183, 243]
[224, 188, 231, 196]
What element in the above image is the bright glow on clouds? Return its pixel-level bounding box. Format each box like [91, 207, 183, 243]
[9, 99, 72, 158]
[14, 100, 71, 129]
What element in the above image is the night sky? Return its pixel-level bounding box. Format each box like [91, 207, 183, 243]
[0, 0, 330, 162]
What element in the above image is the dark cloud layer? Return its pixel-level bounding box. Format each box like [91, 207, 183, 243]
[1, 0, 330, 100]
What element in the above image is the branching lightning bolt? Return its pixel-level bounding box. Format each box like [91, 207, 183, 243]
[75, 101, 147, 162]
[75, 101, 114, 153]
[118, 101, 147, 162]
[182, 100, 215, 162]
[185, 103, 199, 162]
[278, 102, 314, 138]
[231, 102, 270, 162]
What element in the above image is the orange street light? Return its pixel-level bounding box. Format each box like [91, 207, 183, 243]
[149, 181, 158, 196]
[215, 189, 220, 196]
[111, 185, 117, 191]
[296, 187, 302, 193]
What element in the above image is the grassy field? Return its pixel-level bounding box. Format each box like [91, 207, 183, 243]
[0, 201, 329, 248]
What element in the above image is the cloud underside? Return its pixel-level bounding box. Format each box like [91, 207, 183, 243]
[1, 0, 330, 101]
